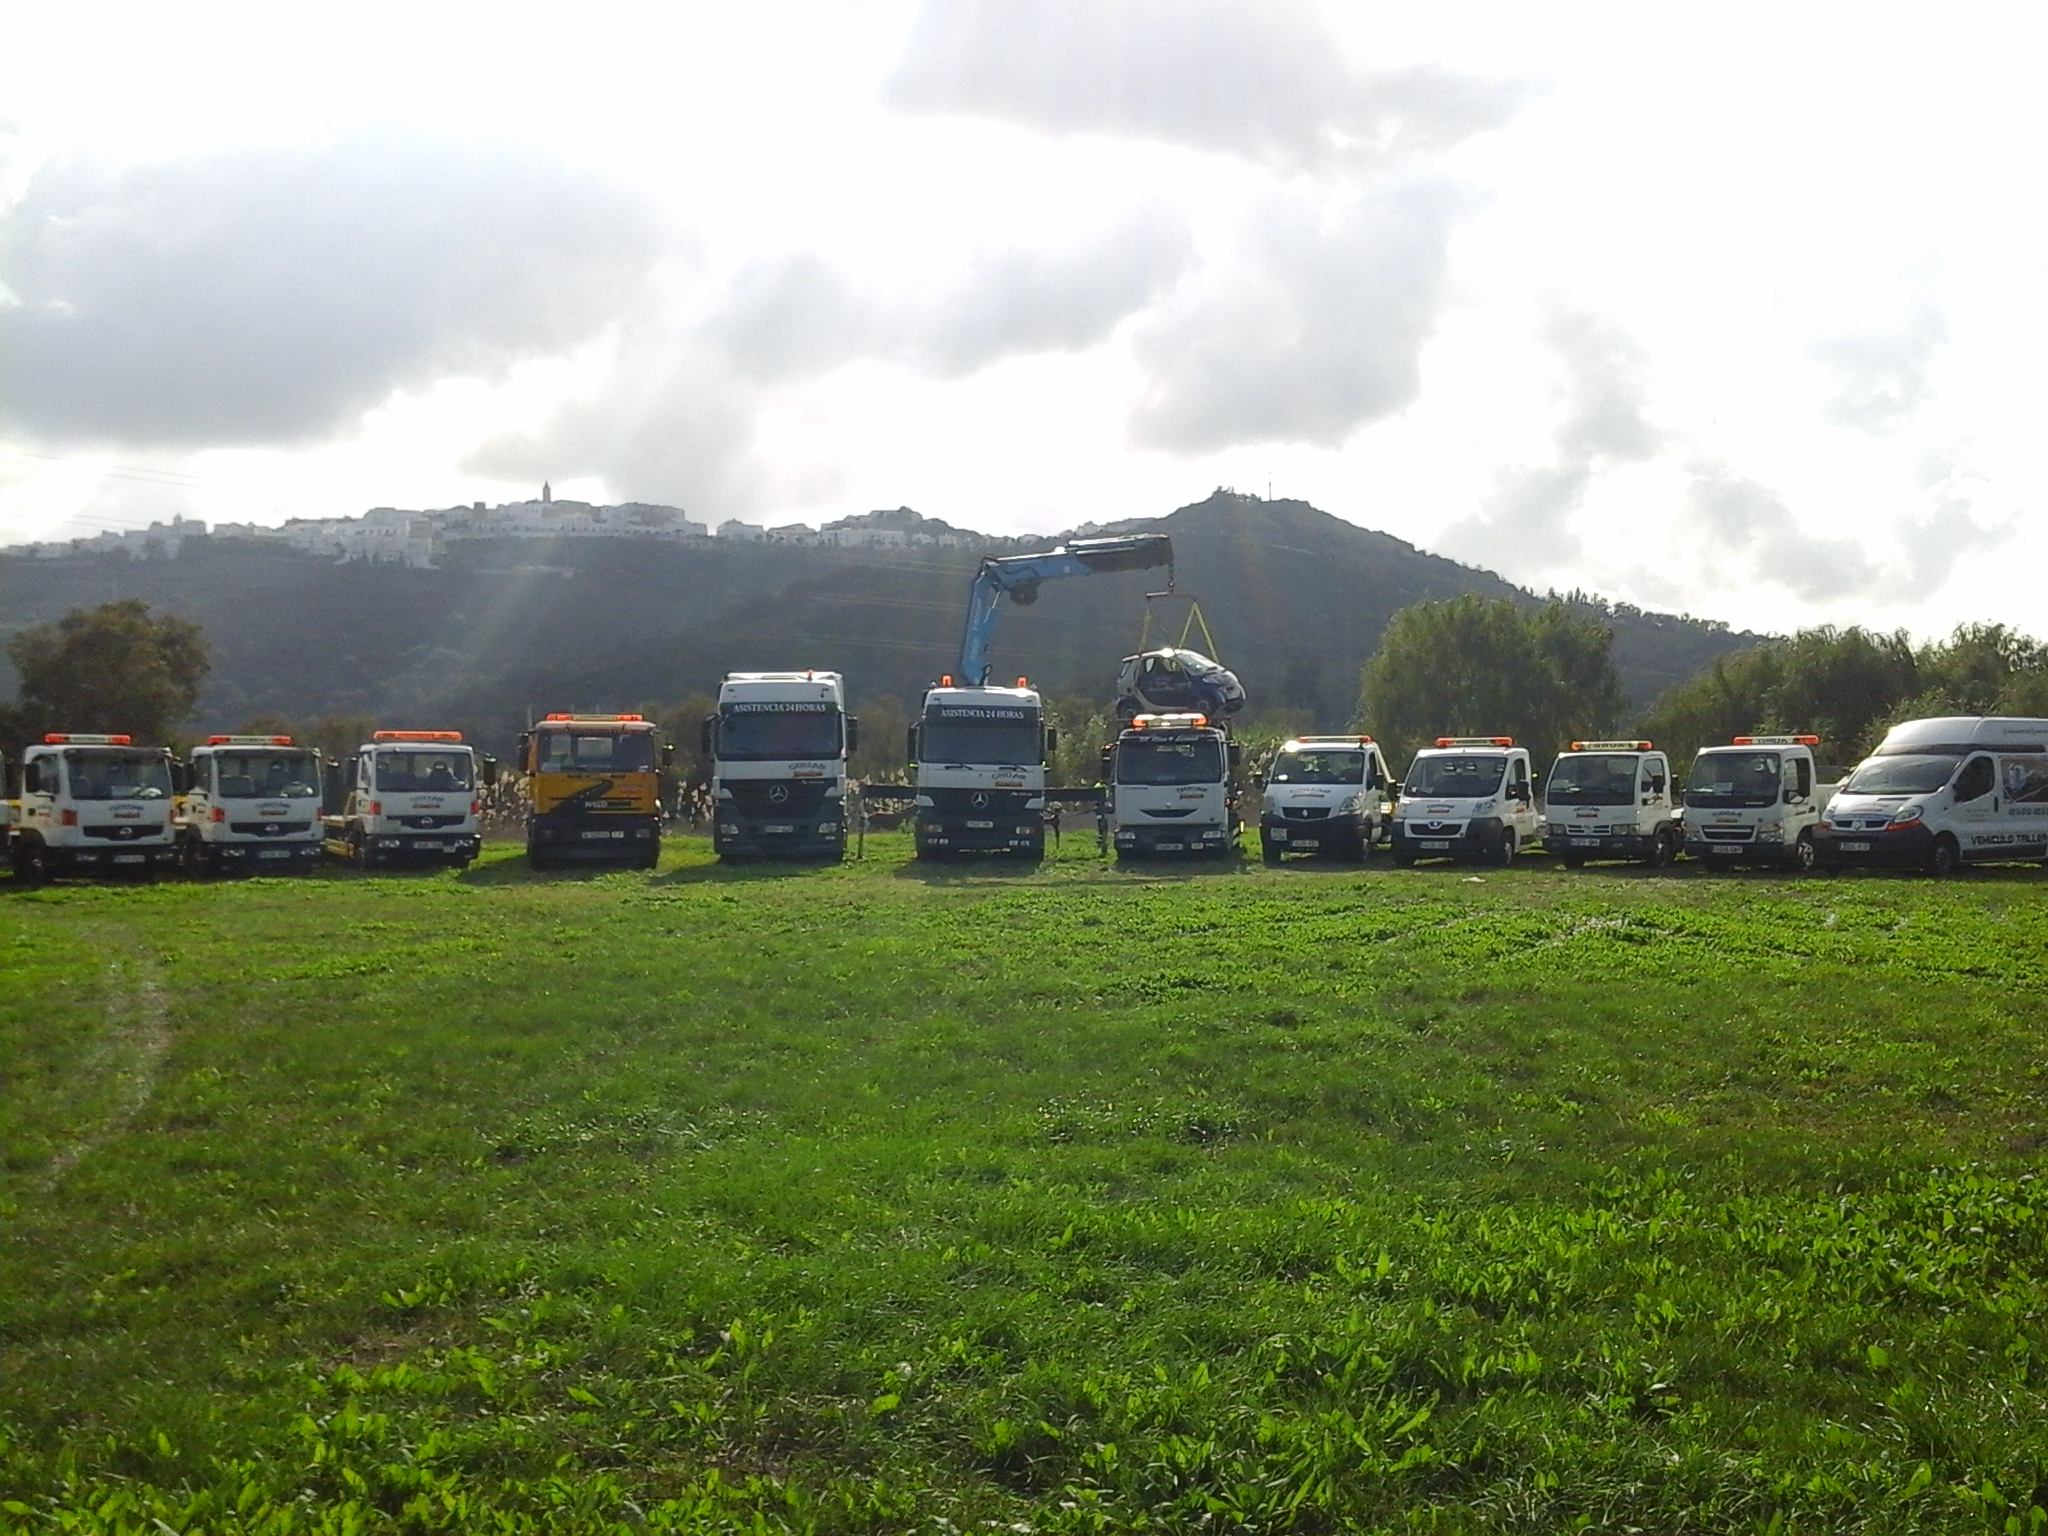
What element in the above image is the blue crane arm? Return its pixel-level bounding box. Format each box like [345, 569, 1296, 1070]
[956, 533, 1173, 686]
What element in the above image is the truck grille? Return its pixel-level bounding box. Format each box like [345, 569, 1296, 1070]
[727, 780, 831, 814]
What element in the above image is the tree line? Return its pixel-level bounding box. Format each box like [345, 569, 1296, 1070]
[9, 597, 2048, 782]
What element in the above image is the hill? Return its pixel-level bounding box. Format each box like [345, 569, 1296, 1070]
[0, 492, 1759, 747]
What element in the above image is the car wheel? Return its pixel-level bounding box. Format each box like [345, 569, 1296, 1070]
[1790, 831, 1817, 874]
[1560, 853, 1585, 870]
[1493, 830, 1517, 867]
[1393, 846, 1417, 869]
[1928, 834, 1960, 878]
[13, 839, 51, 885]
[1647, 834, 1671, 869]
[1261, 838, 1280, 866]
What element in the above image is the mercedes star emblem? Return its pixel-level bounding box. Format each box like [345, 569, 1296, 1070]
[768, 784, 790, 803]
[971, 792, 990, 808]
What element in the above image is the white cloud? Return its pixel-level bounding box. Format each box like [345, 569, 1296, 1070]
[886, 0, 1527, 170]
[1810, 292, 1947, 433]
[0, 129, 663, 448]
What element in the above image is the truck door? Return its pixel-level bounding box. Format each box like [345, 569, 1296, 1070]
[1950, 753, 1996, 855]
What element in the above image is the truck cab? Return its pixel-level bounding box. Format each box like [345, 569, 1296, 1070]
[1542, 740, 1679, 868]
[1817, 715, 2048, 875]
[8, 733, 179, 882]
[325, 730, 490, 868]
[1681, 734, 1828, 871]
[177, 734, 325, 874]
[703, 671, 855, 862]
[521, 714, 667, 869]
[910, 682, 1051, 860]
[1106, 712, 1240, 860]
[1390, 737, 1538, 867]
[1257, 735, 1392, 863]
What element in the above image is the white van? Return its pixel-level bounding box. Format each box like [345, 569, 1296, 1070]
[1816, 716, 2048, 875]
[1390, 737, 1539, 867]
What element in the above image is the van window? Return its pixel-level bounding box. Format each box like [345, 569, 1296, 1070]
[2005, 757, 2048, 805]
[1953, 755, 1995, 803]
[1783, 757, 1812, 799]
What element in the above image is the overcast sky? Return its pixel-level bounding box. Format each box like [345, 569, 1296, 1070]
[2, 2, 2043, 641]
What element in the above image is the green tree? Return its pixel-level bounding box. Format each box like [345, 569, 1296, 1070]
[1355, 595, 1625, 772]
[5, 600, 208, 747]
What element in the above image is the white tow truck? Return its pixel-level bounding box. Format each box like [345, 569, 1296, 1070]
[1104, 711, 1241, 859]
[7, 733, 180, 882]
[1390, 737, 1540, 867]
[1541, 740, 1680, 868]
[910, 683, 1054, 860]
[323, 730, 492, 868]
[1257, 735, 1394, 863]
[704, 671, 856, 862]
[1680, 733, 1830, 871]
[176, 734, 326, 875]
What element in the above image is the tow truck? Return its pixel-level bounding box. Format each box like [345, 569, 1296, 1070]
[176, 733, 326, 874]
[325, 729, 494, 869]
[1390, 737, 1540, 867]
[520, 713, 669, 869]
[1541, 740, 1680, 868]
[1104, 711, 1241, 859]
[7, 733, 179, 882]
[905, 534, 1173, 860]
[703, 672, 856, 861]
[1256, 735, 1394, 863]
[1680, 733, 1830, 872]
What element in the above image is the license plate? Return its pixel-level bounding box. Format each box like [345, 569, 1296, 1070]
[1840, 840, 1871, 852]
[579, 831, 620, 840]
[763, 824, 794, 833]
[114, 853, 144, 864]
[1157, 842, 1184, 851]
[1570, 837, 1600, 847]
[415, 840, 446, 849]
[259, 849, 291, 860]
[1421, 839, 1451, 850]
[966, 819, 994, 829]
[1710, 845, 1740, 855]
[1292, 837, 1318, 848]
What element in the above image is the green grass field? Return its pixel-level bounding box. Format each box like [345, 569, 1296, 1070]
[5, 838, 2048, 1534]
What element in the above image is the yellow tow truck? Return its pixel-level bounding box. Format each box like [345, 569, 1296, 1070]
[519, 713, 670, 869]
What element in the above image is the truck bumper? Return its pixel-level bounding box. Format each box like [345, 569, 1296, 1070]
[46, 843, 178, 873]
[1545, 830, 1661, 860]
[1683, 838, 1799, 867]
[345, 832, 482, 863]
[1261, 816, 1365, 855]
[527, 818, 655, 863]
[1116, 822, 1234, 856]
[714, 813, 846, 860]
[204, 839, 324, 870]
[1392, 821, 1504, 861]
[1813, 824, 1935, 868]
[915, 817, 1043, 855]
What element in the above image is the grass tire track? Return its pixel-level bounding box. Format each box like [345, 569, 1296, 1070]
[37, 941, 172, 1192]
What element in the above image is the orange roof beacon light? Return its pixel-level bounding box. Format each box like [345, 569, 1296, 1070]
[208, 734, 294, 746]
[1732, 734, 1820, 746]
[1435, 736, 1516, 748]
[374, 730, 464, 742]
[44, 733, 133, 745]
[1016, 677, 1028, 688]
[939, 675, 954, 687]
[1570, 740, 1654, 752]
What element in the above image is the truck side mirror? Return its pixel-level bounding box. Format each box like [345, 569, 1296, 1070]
[846, 716, 859, 754]
[480, 755, 500, 787]
[1250, 769, 1265, 789]
[660, 744, 674, 768]
[699, 717, 715, 757]
[322, 762, 346, 815]
[170, 761, 191, 795]
[1044, 727, 1058, 757]
[516, 732, 531, 771]
[1229, 743, 1244, 771]
[906, 724, 919, 761]
[1100, 743, 1115, 769]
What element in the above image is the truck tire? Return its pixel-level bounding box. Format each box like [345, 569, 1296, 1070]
[12, 838, 51, 886]
[1347, 826, 1370, 864]
[1928, 834, 1960, 878]
[1492, 830, 1517, 867]
[1647, 834, 1672, 869]
[1790, 831, 1817, 874]
[1559, 853, 1585, 870]
[1260, 837, 1281, 866]
[1393, 845, 1417, 869]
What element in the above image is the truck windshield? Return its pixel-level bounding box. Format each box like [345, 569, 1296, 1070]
[376, 750, 474, 792]
[1119, 736, 1225, 786]
[62, 751, 171, 800]
[1683, 752, 1781, 808]
[534, 730, 654, 774]
[1545, 754, 1639, 807]
[718, 707, 842, 761]
[1841, 752, 1962, 796]
[1404, 756, 1505, 798]
[921, 714, 1041, 766]
[1269, 749, 1363, 785]
[212, 750, 321, 799]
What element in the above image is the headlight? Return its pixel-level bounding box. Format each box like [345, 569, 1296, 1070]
[1889, 804, 1924, 828]
[914, 794, 935, 808]
[1337, 793, 1364, 814]
[1754, 823, 1784, 842]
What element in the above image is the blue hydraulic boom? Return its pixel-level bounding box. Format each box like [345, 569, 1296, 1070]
[956, 534, 1174, 686]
